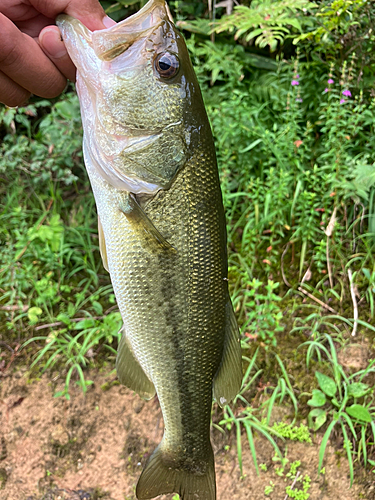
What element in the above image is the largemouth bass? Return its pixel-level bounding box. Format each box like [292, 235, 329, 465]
[57, 1, 242, 499]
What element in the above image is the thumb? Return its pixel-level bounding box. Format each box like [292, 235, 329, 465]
[39, 26, 77, 82]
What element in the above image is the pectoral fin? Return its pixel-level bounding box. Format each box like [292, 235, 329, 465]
[119, 193, 176, 253]
[116, 324, 155, 400]
[213, 299, 242, 407]
[98, 216, 109, 272]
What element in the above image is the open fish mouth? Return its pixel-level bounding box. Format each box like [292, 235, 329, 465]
[57, 0, 171, 65]
[92, 2, 166, 61]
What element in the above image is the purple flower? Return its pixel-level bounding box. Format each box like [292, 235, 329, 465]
[296, 98, 303, 102]
[342, 89, 352, 97]
[296, 74, 300, 79]
[291, 80, 299, 86]
[324, 88, 329, 93]
[328, 78, 334, 84]
[340, 99, 346, 104]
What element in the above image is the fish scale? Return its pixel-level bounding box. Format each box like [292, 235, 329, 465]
[57, 1, 242, 498]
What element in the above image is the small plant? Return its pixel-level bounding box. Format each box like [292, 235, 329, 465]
[287, 460, 301, 479]
[272, 449, 290, 477]
[271, 422, 312, 444]
[217, 349, 284, 475]
[240, 279, 284, 348]
[219, 403, 283, 476]
[264, 481, 275, 496]
[262, 355, 299, 424]
[285, 474, 311, 500]
[23, 312, 122, 399]
[302, 333, 375, 485]
[270, 452, 311, 500]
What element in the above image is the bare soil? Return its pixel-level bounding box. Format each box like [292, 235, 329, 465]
[0, 367, 371, 500]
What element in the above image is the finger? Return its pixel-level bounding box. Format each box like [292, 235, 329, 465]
[15, 13, 55, 38]
[0, 70, 31, 107]
[39, 26, 76, 82]
[30, 0, 116, 31]
[0, 14, 67, 98]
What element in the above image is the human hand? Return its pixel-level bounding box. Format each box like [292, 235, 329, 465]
[0, 0, 116, 107]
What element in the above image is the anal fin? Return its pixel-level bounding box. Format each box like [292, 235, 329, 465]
[116, 324, 155, 400]
[98, 215, 109, 272]
[213, 299, 242, 407]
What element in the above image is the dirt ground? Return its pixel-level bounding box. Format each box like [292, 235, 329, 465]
[0, 366, 372, 500]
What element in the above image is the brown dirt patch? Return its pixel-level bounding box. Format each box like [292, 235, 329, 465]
[0, 368, 369, 500]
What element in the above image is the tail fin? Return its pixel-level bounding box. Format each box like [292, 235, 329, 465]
[136, 443, 216, 500]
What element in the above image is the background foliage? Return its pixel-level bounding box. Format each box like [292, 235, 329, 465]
[1, 0, 375, 487]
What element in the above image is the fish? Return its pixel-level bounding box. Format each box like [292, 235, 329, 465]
[57, 1, 242, 499]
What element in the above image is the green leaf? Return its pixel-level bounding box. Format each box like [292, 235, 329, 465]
[347, 383, 370, 398]
[27, 306, 43, 324]
[319, 420, 337, 473]
[346, 404, 372, 423]
[341, 422, 354, 487]
[177, 19, 211, 36]
[74, 318, 96, 330]
[307, 389, 326, 407]
[362, 268, 371, 280]
[53, 391, 65, 398]
[308, 409, 327, 431]
[91, 301, 103, 315]
[315, 371, 337, 398]
[239, 138, 263, 153]
[56, 313, 72, 326]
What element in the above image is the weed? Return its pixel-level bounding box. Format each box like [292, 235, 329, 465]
[219, 404, 283, 476]
[285, 474, 311, 500]
[302, 333, 375, 485]
[23, 312, 122, 399]
[239, 279, 284, 348]
[264, 481, 275, 496]
[270, 423, 312, 444]
[261, 355, 298, 424]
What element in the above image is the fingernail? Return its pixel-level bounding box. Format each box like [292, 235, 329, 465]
[103, 16, 116, 28]
[40, 28, 67, 59]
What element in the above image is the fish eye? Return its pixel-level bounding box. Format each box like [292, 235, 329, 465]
[154, 52, 180, 79]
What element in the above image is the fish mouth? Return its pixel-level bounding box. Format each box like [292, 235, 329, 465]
[91, 0, 171, 61]
[57, 1, 172, 62]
